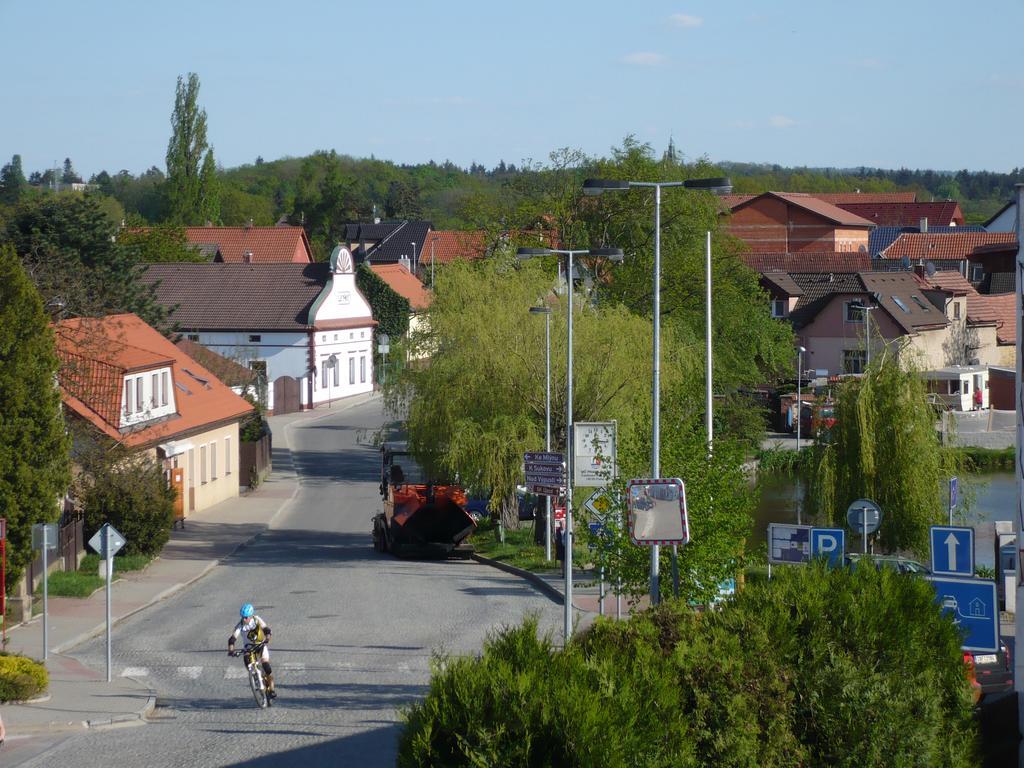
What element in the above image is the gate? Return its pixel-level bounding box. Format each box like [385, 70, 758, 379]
[272, 375, 301, 415]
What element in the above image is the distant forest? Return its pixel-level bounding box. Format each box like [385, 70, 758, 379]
[5, 145, 1021, 259]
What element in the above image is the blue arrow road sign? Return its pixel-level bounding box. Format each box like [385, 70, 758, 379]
[810, 528, 845, 567]
[928, 576, 998, 652]
[930, 525, 974, 577]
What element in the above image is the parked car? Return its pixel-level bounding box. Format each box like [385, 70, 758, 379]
[964, 641, 1013, 700]
[844, 553, 931, 575]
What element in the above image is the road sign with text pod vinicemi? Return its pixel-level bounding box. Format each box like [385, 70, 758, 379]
[524, 451, 564, 496]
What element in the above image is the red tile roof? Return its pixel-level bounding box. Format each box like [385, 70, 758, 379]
[729, 192, 874, 227]
[743, 252, 873, 273]
[369, 264, 431, 311]
[836, 201, 964, 227]
[967, 293, 1016, 344]
[174, 339, 257, 389]
[55, 314, 254, 447]
[879, 232, 1017, 261]
[721, 191, 917, 209]
[421, 230, 487, 266]
[183, 225, 314, 263]
[914, 270, 975, 296]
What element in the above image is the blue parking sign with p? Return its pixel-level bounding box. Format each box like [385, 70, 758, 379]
[810, 528, 845, 567]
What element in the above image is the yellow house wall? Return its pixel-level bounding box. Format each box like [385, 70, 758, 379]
[174, 422, 242, 515]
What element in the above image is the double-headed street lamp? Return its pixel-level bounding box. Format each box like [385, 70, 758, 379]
[529, 304, 553, 562]
[583, 176, 731, 604]
[518, 245, 623, 643]
[795, 345, 807, 526]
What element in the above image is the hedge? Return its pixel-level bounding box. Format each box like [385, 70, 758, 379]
[0, 652, 49, 702]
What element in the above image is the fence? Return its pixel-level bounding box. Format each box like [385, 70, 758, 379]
[239, 432, 272, 490]
[25, 510, 84, 589]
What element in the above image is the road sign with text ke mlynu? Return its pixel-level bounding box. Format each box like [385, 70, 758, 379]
[930, 525, 974, 577]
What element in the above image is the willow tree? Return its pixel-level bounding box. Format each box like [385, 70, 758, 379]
[808, 347, 965, 556]
[394, 257, 692, 531]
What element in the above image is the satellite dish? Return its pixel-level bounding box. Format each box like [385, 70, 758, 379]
[925, 261, 936, 277]
[900, 255, 911, 270]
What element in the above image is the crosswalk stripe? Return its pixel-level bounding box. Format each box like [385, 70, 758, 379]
[121, 667, 148, 677]
[177, 666, 203, 679]
[224, 666, 247, 679]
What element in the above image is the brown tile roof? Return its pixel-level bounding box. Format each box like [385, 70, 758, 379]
[743, 252, 873, 273]
[729, 192, 875, 227]
[914, 270, 975, 296]
[421, 230, 487, 266]
[182, 225, 314, 264]
[721, 191, 916, 209]
[879, 232, 1017, 261]
[55, 314, 253, 448]
[142, 263, 331, 331]
[760, 272, 804, 296]
[967, 293, 1016, 344]
[787, 272, 867, 329]
[368, 264, 432, 311]
[174, 339, 257, 389]
[860, 272, 949, 333]
[836, 201, 964, 227]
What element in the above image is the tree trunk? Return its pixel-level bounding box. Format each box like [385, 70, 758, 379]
[499, 493, 520, 532]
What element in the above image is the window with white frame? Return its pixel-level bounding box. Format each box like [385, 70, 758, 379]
[225, 436, 232, 475]
[321, 361, 329, 388]
[210, 441, 217, 479]
[953, 301, 961, 320]
[333, 360, 340, 387]
[360, 356, 366, 383]
[136, 378, 144, 411]
[349, 356, 355, 385]
[845, 302, 865, 323]
[843, 349, 867, 374]
[125, 379, 134, 415]
[151, 373, 159, 408]
[161, 371, 169, 406]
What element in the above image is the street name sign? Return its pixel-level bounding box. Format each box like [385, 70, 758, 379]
[810, 527, 846, 567]
[928, 576, 998, 653]
[768, 523, 812, 564]
[524, 451, 564, 496]
[573, 421, 617, 487]
[31, 523, 58, 551]
[88, 523, 127, 560]
[627, 478, 689, 546]
[930, 525, 975, 577]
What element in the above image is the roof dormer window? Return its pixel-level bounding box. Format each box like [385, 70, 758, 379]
[122, 366, 177, 428]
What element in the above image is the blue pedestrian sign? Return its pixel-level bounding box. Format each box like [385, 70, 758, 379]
[930, 525, 974, 577]
[810, 528, 845, 567]
[928, 576, 998, 652]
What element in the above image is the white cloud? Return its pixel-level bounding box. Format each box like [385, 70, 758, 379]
[622, 52, 668, 67]
[669, 13, 703, 28]
[769, 115, 797, 129]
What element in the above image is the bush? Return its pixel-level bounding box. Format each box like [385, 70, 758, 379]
[82, 456, 175, 557]
[398, 564, 979, 767]
[0, 652, 49, 702]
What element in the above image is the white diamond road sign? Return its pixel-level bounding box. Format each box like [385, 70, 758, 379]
[88, 523, 127, 559]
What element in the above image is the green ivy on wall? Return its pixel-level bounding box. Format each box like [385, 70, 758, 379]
[356, 264, 411, 341]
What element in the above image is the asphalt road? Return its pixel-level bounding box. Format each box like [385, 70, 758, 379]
[18, 398, 561, 767]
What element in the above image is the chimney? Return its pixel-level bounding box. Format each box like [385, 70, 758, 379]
[399, 255, 412, 272]
[373, 204, 380, 225]
[243, 251, 253, 264]
[913, 259, 925, 278]
[919, 217, 928, 233]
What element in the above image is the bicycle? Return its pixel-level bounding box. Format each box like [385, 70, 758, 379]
[231, 641, 271, 708]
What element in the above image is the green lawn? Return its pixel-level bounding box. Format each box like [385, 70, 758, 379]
[30, 552, 153, 600]
[469, 519, 588, 573]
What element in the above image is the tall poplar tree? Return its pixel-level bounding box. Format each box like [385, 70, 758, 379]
[0, 245, 71, 593]
[166, 72, 217, 224]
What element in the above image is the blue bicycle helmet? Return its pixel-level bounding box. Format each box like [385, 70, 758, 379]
[240, 603, 254, 618]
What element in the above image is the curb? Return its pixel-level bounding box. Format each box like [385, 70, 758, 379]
[87, 687, 157, 730]
[470, 554, 565, 605]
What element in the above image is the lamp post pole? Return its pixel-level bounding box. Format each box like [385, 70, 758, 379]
[583, 176, 732, 605]
[857, 304, 876, 368]
[530, 306, 553, 561]
[518, 246, 622, 643]
[795, 345, 806, 525]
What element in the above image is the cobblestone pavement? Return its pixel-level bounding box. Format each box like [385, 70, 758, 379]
[16, 398, 560, 768]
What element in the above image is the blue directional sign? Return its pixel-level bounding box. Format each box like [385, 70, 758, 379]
[928, 576, 998, 652]
[930, 525, 975, 577]
[768, 523, 811, 564]
[949, 477, 959, 509]
[810, 527, 846, 567]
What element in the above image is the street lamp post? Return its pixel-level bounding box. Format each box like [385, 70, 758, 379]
[795, 345, 806, 525]
[583, 176, 732, 604]
[530, 305, 553, 561]
[518, 246, 623, 643]
[854, 303, 876, 370]
[411, 242, 418, 275]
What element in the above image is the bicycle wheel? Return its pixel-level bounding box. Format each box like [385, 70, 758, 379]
[249, 665, 268, 709]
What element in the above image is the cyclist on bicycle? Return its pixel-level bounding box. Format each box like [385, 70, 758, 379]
[228, 603, 276, 699]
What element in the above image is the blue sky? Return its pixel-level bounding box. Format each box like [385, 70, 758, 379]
[3, 0, 1022, 178]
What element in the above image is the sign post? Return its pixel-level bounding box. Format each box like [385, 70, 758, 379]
[88, 523, 126, 682]
[0, 519, 6, 648]
[846, 499, 882, 555]
[31, 523, 58, 660]
[949, 477, 959, 526]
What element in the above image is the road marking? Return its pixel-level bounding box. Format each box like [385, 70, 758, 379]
[121, 667, 148, 677]
[331, 662, 352, 671]
[283, 662, 305, 674]
[224, 666, 247, 679]
[177, 666, 203, 679]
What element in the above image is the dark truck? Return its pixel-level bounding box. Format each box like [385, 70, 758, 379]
[371, 442, 476, 558]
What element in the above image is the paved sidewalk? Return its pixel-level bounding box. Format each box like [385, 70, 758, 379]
[1, 395, 375, 736]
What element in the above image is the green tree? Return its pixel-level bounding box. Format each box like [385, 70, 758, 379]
[0, 245, 71, 593]
[61, 158, 81, 185]
[0, 155, 27, 205]
[809, 349, 966, 555]
[166, 72, 217, 224]
[198, 147, 221, 224]
[117, 224, 206, 263]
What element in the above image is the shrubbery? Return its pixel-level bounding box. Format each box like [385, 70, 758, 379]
[82, 455, 175, 557]
[399, 563, 978, 767]
[0, 652, 49, 702]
